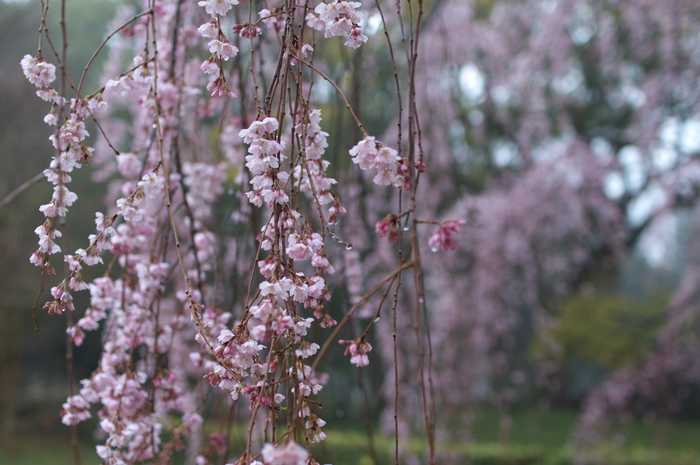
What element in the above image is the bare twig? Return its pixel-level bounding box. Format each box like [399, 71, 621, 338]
[0, 172, 44, 212]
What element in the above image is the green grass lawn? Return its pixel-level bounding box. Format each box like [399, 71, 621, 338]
[3, 409, 700, 465]
[0, 434, 98, 465]
[314, 409, 700, 465]
[471, 408, 700, 452]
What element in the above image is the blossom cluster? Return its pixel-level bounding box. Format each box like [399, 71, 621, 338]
[197, 113, 346, 449]
[20, 54, 59, 102]
[198, 0, 238, 16]
[340, 338, 373, 367]
[28, 98, 93, 268]
[349, 136, 407, 187]
[54, 152, 215, 461]
[22, 56, 120, 318]
[197, 0, 239, 97]
[239, 117, 289, 207]
[293, 108, 337, 206]
[20, 54, 56, 89]
[306, 0, 368, 48]
[260, 441, 308, 465]
[259, 8, 285, 33]
[428, 219, 467, 252]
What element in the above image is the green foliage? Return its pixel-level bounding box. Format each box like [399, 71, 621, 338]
[550, 291, 667, 370]
[474, 0, 497, 19]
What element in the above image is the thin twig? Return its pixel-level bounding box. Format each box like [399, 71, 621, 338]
[299, 58, 366, 135]
[311, 261, 413, 374]
[77, 10, 153, 94]
[0, 172, 44, 212]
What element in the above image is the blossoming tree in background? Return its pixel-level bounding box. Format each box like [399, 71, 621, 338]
[370, 0, 700, 454]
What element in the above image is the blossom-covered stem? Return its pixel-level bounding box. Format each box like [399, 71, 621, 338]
[57, 0, 83, 461]
[244, 344, 271, 461]
[296, 152, 351, 248]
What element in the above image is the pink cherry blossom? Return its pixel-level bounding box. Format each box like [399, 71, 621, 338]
[340, 339, 373, 367]
[197, 0, 238, 17]
[20, 54, 56, 88]
[428, 219, 467, 252]
[306, 1, 367, 48]
[260, 441, 308, 465]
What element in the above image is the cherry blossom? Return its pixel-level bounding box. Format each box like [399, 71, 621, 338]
[428, 220, 467, 252]
[20, 54, 56, 88]
[340, 338, 373, 367]
[198, 0, 238, 17]
[260, 441, 307, 465]
[306, 0, 368, 48]
[349, 136, 405, 187]
[259, 8, 285, 33]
